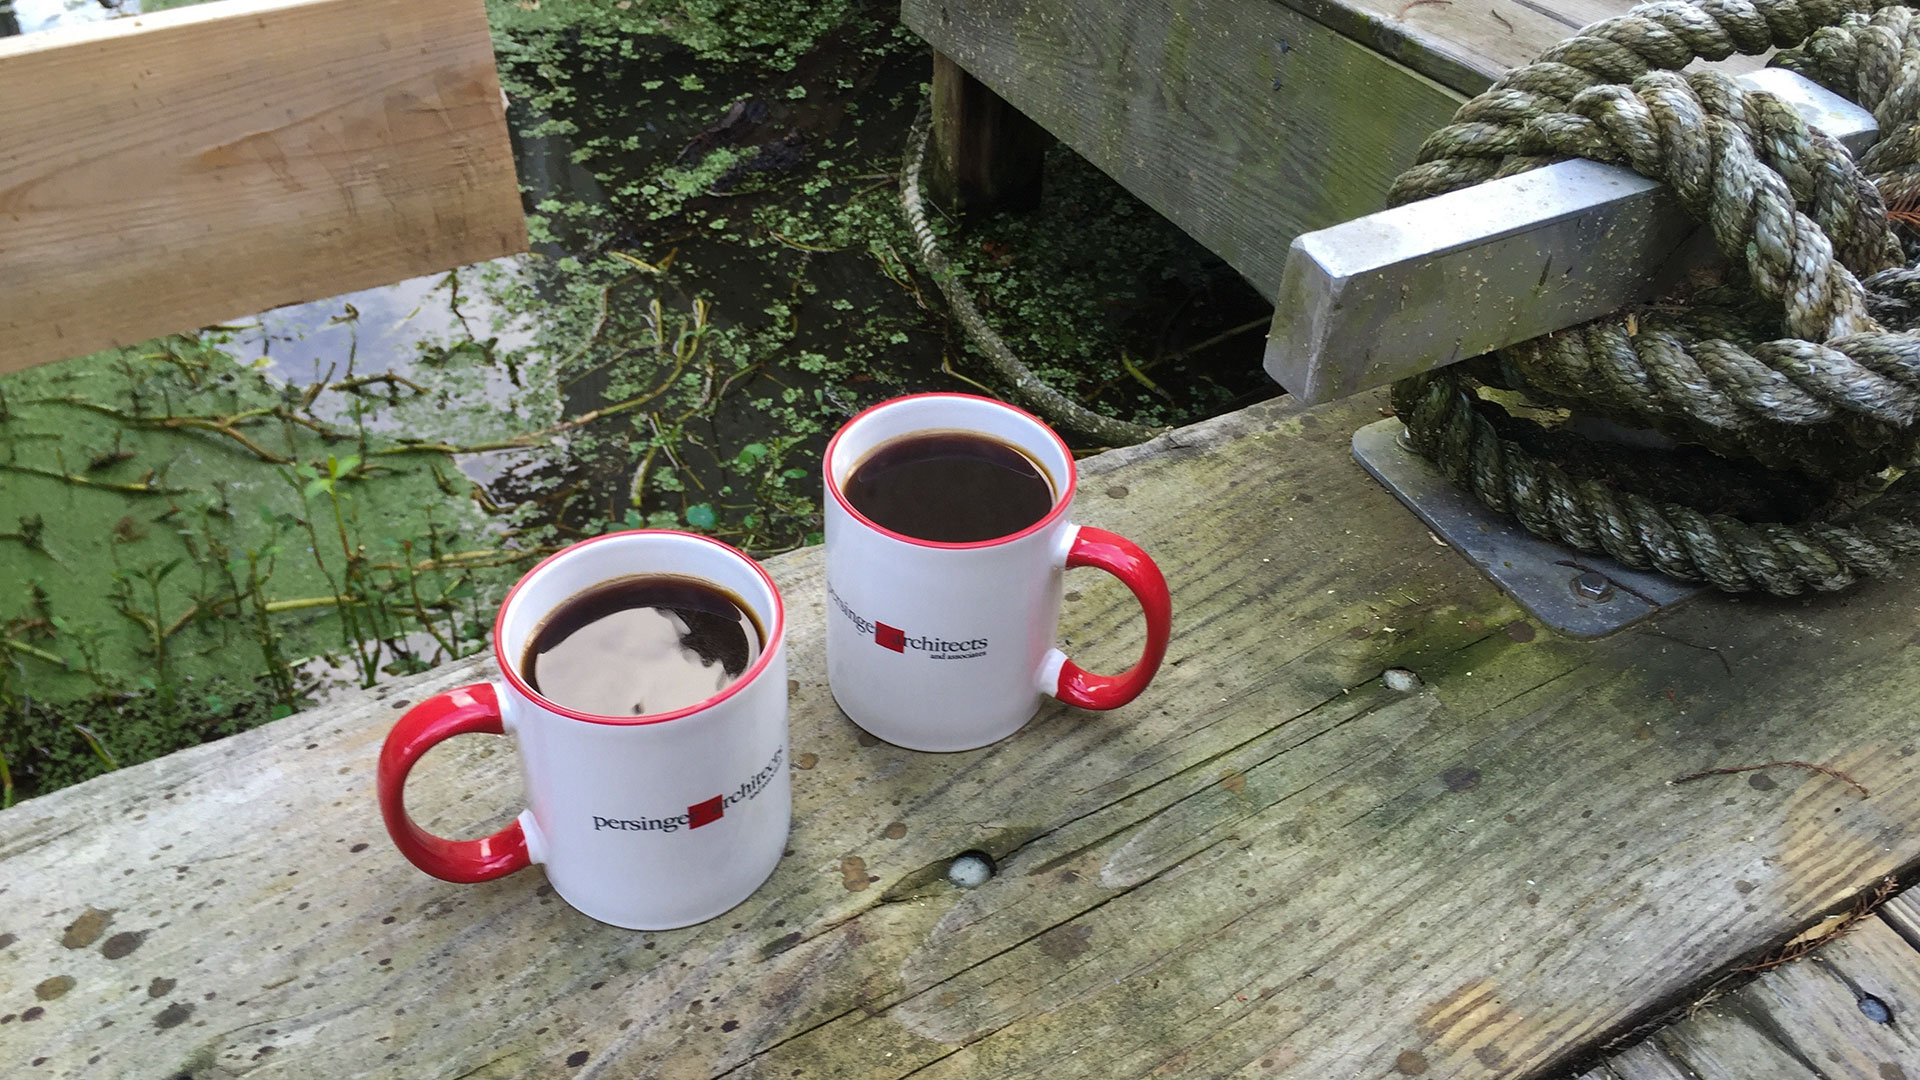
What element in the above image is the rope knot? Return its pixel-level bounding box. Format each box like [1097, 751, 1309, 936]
[1390, 0, 1920, 593]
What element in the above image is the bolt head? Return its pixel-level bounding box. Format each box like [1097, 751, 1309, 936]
[1573, 571, 1613, 601]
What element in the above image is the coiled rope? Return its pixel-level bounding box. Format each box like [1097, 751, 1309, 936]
[1390, 0, 1920, 594]
[899, 107, 1170, 446]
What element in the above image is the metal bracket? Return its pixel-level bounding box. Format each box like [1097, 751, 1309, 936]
[1351, 419, 1703, 637]
[1266, 68, 1879, 404]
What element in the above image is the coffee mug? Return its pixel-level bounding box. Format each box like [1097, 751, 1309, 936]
[823, 393, 1172, 751]
[376, 530, 789, 930]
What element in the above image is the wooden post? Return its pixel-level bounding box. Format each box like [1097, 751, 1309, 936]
[929, 52, 1050, 215]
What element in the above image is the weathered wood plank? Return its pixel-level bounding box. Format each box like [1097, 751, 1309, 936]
[1275, 0, 1766, 98]
[1606, 1041, 1699, 1080]
[1656, 1005, 1826, 1079]
[1274, 0, 1574, 95]
[0, 0, 527, 374]
[8, 394, 1920, 1078]
[1877, 890, 1920, 950]
[1712, 917, 1920, 1078]
[902, 0, 1465, 298]
[1265, 68, 1876, 403]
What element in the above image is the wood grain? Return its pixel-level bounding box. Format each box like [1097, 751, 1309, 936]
[1275, 0, 1582, 94]
[0, 0, 526, 373]
[902, 0, 1464, 299]
[1591, 914, 1920, 1079]
[1876, 891, 1920, 950]
[1604, 1041, 1699, 1080]
[8, 394, 1920, 1078]
[1656, 1007, 1827, 1079]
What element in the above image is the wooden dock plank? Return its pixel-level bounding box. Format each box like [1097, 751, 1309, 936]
[1274, 0, 1591, 95]
[1276, 0, 1766, 97]
[7, 396, 1920, 1077]
[1876, 891, 1920, 951]
[901, 0, 1464, 298]
[1656, 1006, 1827, 1079]
[0, 0, 527, 374]
[1730, 917, 1920, 1078]
[1605, 1041, 1699, 1080]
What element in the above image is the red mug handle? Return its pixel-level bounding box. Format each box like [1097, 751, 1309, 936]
[377, 683, 531, 884]
[1054, 526, 1172, 710]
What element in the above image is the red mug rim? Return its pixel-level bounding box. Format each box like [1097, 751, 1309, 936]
[823, 392, 1078, 551]
[490, 529, 786, 727]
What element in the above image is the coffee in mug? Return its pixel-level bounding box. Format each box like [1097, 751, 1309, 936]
[377, 530, 789, 930]
[521, 575, 764, 718]
[842, 431, 1055, 543]
[824, 393, 1171, 752]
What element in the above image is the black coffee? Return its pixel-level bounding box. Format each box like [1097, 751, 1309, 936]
[844, 431, 1054, 543]
[521, 575, 763, 717]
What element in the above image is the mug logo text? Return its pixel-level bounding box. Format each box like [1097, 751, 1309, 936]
[828, 581, 988, 660]
[592, 747, 783, 834]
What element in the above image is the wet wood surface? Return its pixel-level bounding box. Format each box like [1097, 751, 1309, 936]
[0, 0, 526, 374]
[5, 393, 1920, 1078]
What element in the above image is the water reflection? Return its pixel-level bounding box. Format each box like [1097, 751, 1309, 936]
[222, 259, 552, 487]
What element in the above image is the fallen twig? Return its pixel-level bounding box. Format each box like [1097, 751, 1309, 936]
[0, 462, 191, 495]
[4, 637, 68, 667]
[331, 373, 427, 396]
[1671, 759, 1870, 797]
[1737, 875, 1896, 974]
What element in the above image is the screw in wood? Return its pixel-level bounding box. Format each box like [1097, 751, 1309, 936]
[947, 852, 994, 888]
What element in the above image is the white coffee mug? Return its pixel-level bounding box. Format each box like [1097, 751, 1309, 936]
[823, 393, 1171, 751]
[377, 530, 789, 930]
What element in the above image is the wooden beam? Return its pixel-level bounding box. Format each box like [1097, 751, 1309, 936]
[0, 0, 527, 374]
[902, 0, 1465, 299]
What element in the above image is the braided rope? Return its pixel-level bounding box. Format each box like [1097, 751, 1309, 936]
[898, 108, 1168, 447]
[1392, 0, 1920, 593]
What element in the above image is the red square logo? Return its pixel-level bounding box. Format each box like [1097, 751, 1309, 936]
[687, 795, 724, 829]
[875, 622, 905, 652]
